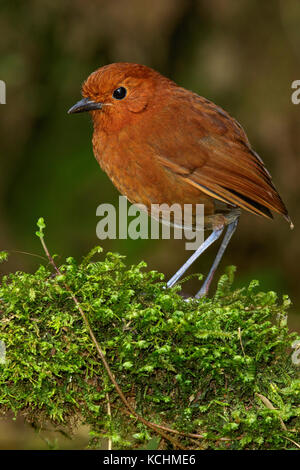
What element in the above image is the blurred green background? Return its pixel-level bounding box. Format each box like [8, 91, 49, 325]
[0, 0, 299, 447]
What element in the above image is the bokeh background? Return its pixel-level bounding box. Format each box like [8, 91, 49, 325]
[0, 0, 299, 448]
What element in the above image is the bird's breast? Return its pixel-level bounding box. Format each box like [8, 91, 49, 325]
[92, 127, 237, 230]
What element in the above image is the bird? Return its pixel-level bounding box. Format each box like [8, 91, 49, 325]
[68, 62, 293, 298]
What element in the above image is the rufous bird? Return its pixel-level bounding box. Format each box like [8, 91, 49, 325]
[68, 63, 293, 297]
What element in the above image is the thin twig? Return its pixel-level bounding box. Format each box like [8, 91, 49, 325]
[117, 405, 236, 442]
[106, 393, 112, 451]
[283, 436, 300, 449]
[238, 327, 245, 357]
[10, 250, 48, 262]
[256, 393, 287, 431]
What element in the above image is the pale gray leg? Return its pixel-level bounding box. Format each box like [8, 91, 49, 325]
[167, 227, 224, 288]
[195, 218, 239, 298]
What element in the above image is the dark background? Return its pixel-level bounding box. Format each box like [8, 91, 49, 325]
[0, 0, 299, 448]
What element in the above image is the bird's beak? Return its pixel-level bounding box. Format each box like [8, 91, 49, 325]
[68, 97, 102, 114]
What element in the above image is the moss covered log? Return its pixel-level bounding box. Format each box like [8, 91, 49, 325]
[0, 232, 299, 449]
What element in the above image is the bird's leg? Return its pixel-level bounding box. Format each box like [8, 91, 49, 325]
[195, 218, 239, 298]
[167, 227, 224, 288]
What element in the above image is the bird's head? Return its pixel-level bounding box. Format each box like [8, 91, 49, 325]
[68, 63, 174, 130]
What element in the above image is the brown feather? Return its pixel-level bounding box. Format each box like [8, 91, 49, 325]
[146, 87, 291, 224]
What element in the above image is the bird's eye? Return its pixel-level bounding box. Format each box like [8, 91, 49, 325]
[112, 87, 127, 100]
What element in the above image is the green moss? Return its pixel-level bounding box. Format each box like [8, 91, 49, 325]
[0, 242, 299, 449]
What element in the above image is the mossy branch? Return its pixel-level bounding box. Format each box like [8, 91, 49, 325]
[0, 219, 299, 449]
[37, 219, 185, 449]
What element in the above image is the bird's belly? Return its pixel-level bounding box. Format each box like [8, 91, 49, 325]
[96, 143, 238, 230]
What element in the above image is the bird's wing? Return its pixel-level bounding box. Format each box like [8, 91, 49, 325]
[150, 90, 290, 222]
